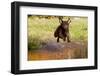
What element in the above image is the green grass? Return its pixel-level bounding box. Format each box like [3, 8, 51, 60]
[70, 18, 88, 41]
[28, 16, 88, 50]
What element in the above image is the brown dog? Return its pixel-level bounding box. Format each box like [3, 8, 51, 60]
[54, 18, 71, 42]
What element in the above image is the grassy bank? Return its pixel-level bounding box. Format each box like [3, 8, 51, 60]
[28, 16, 88, 50]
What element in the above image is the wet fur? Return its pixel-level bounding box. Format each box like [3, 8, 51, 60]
[54, 20, 71, 42]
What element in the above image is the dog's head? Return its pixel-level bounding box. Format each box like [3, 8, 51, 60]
[61, 18, 71, 29]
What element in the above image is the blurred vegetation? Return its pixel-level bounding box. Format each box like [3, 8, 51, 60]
[28, 15, 88, 50]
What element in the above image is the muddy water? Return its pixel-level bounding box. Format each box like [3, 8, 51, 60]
[28, 42, 87, 61]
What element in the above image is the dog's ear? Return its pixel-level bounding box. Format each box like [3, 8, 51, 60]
[59, 16, 63, 23]
[67, 18, 71, 24]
